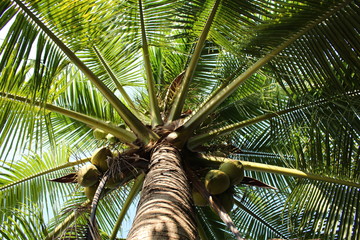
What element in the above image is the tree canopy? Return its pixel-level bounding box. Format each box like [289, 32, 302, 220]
[0, 0, 359, 239]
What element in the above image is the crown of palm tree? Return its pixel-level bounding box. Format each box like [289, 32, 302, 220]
[0, 0, 359, 239]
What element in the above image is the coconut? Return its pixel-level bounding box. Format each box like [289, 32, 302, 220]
[217, 190, 234, 212]
[205, 170, 230, 195]
[219, 160, 244, 185]
[84, 185, 98, 200]
[77, 164, 101, 187]
[93, 128, 107, 140]
[192, 189, 208, 206]
[91, 147, 112, 172]
[211, 190, 234, 213]
[105, 174, 123, 189]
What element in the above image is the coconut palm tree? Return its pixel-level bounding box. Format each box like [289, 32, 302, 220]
[0, 0, 359, 239]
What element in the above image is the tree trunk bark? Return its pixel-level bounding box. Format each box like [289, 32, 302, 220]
[127, 143, 197, 240]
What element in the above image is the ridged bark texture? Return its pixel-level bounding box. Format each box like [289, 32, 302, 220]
[127, 143, 197, 240]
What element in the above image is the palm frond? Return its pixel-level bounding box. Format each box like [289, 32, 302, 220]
[0, 202, 47, 239]
[8, 0, 155, 142]
[194, 81, 360, 181]
[14, 0, 116, 50]
[285, 179, 359, 239]
[183, 0, 354, 135]
[195, 207, 235, 240]
[0, 145, 80, 222]
[1, 1, 359, 239]
[46, 181, 136, 239]
[1, 92, 137, 151]
[46, 194, 91, 240]
[232, 188, 291, 239]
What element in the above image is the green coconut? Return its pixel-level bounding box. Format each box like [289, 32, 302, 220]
[84, 185, 98, 200]
[93, 128, 107, 140]
[205, 170, 230, 195]
[219, 160, 244, 185]
[217, 191, 234, 212]
[77, 164, 101, 187]
[91, 147, 112, 172]
[192, 189, 208, 206]
[105, 174, 123, 189]
[217, 190, 234, 213]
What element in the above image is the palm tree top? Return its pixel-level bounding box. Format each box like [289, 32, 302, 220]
[0, 0, 359, 239]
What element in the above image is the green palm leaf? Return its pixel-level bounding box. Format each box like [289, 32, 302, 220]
[195, 207, 235, 240]
[0, 145, 82, 222]
[232, 188, 290, 239]
[0, 0, 359, 239]
[285, 180, 359, 239]
[0, 202, 48, 239]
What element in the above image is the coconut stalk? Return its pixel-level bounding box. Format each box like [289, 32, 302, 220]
[87, 173, 110, 240]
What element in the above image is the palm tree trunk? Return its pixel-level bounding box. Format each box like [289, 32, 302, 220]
[127, 143, 197, 240]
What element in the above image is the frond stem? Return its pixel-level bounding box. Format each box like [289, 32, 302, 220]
[189, 89, 360, 148]
[138, 0, 163, 126]
[201, 155, 360, 188]
[188, 106, 299, 149]
[92, 46, 140, 117]
[194, 214, 209, 240]
[167, 0, 221, 122]
[1, 92, 137, 146]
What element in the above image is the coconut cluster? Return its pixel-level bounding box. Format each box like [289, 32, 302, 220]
[193, 160, 244, 213]
[77, 147, 122, 200]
